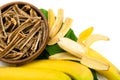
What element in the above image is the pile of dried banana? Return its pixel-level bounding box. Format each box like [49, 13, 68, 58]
[0, 2, 48, 64]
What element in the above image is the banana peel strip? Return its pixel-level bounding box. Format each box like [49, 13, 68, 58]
[77, 27, 94, 43]
[84, 34, 109, 47]
[48, 9, 55, 31]
[49, 52, 109, 70]
[48, 17, 73, 45]
[57, 37, 109, 70]
[49, 52, 80, 61]
[49, 9, 64, 38]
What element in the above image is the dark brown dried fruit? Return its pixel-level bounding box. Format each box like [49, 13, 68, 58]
[0, 1, 49, 64]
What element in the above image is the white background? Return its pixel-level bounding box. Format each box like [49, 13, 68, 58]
[0, 0, 120, 69]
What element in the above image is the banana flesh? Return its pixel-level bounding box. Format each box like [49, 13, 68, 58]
[0, 67, 71, 80]
[23, 60, 94, 80]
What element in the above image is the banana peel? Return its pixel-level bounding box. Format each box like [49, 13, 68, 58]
[88, 48, 120, 80]
[49, 52, 109, 70]
[49, 9, 64, 38]
[48, 17, 72, 45]
[84, 34, 109, 47]
[78, 27, 120, 79]
[57, 37, 109, 70]
[48, 9, 55, 31]
[77, 26, 94, 42]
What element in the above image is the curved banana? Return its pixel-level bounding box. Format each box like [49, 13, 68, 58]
[87, 48, 120, 80]
[78, 27, 120, 80]
[23, 60, 93, 80]
[0, 67, 71, 80]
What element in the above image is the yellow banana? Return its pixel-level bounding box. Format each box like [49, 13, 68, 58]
[23, 59, 93, 80]
[0, 67, 71, 80]
[87, 48, 120, 80]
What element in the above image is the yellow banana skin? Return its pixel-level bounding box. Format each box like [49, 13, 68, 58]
[0, 67, 71, 80]
[23, 60, 93, 80]
[88, 48, 120, 80]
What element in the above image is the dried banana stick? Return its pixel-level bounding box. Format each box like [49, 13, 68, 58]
[7, 18, 33, 43]
[13, 4, 29, 17]
[0, 33, 24, 58]
[18, 21, 41, 50]
[21, 4, 31, 11]
[0, 10, 7, 38]
[48, 9, 55, 31]
[49, 9, 64, 38]
[30, 9, 38, 17]
[48, 17, 72, 45]
[31, 30, 42, 52]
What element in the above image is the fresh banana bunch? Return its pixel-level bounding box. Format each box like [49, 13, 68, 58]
[0, 8, 120, 80]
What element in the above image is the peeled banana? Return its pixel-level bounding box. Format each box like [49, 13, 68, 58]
[88, 48, 120, 80]
[0, 67, 71, 80]
[23, 59, 93, 80]
[57, 37, 109, 70]
[78, 27, 120, 80]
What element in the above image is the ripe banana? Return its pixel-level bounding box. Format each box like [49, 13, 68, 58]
[0, 67, 71, 80]
[87, 48, 120, 80]
[23, 60, 93, 80]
